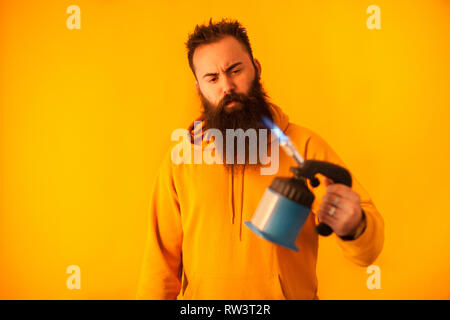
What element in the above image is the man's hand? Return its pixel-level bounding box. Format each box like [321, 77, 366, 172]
[316, 177, 363, 237]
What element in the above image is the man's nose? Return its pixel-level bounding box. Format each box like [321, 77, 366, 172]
[221, 75, 236, 95]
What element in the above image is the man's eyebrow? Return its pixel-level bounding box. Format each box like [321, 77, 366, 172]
[202, 62, 243, 79]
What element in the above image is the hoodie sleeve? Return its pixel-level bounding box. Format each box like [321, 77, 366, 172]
[136, 149, 183, 299]
[304, 132, 384, 267]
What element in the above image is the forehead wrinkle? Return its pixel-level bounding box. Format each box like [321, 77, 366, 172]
[202, 61, 242, 78]
[193, 36, 252, 78]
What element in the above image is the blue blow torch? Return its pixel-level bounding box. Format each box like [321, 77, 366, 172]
[244, 117, 352, 251]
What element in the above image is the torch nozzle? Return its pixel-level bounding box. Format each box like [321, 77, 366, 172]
[281, 140, 304, 166]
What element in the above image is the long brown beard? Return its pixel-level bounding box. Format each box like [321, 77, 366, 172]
[199, 75, 274, 172]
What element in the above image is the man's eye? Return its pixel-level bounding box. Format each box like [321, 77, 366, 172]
[209, 77, 217, 83]
[232, 69, 241, 74]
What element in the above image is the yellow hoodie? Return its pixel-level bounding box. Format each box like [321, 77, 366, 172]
[136, 104, 384, 300]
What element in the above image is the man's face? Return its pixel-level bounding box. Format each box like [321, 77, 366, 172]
[191, 35, 274, 170]
[193, 35, 259, 111]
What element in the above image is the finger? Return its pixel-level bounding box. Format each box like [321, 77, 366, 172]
[323, 177, 334, 187]
[316, 209, 333, 226]
[326, 183, 350, 195]
[317, 203, 340, 224]
[326, 184, 358, 201]
[316, 210, 336, 231]
[320, 198, 355, 223]
[321, 193, 342, 208]
[322, 195, 355, 215]
[320, 201, 348, 219]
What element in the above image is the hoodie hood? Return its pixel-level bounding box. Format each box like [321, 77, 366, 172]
[187, 104, 290, 240]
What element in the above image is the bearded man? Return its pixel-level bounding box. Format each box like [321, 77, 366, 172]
[137, 19, 384, 300]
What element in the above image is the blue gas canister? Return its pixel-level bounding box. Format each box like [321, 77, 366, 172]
[245, 175, 314, 251]
[245, 160, 353, 251]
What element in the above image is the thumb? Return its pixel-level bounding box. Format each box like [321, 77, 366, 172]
[323, 177, 334, 187]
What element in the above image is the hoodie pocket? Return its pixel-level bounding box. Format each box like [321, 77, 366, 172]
[182, 274, 286, 300]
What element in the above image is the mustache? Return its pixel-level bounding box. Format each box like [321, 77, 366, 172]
[218, 92, 247, 110]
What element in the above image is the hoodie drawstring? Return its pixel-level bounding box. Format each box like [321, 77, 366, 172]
[239, 165, 245, 241]
[229, 166, 235, 225]
[229, 164, 246, 241]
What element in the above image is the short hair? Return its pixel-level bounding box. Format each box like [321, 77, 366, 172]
[185, 18, 255, 78]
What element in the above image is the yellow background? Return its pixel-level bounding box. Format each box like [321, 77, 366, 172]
[1, 0, 449, 299]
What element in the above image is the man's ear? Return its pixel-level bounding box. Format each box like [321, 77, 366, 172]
[195, 81, 200, 95]
[254, 58, 262, 78]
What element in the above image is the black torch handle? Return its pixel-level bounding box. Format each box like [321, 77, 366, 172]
[292, 160, 352, 236]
